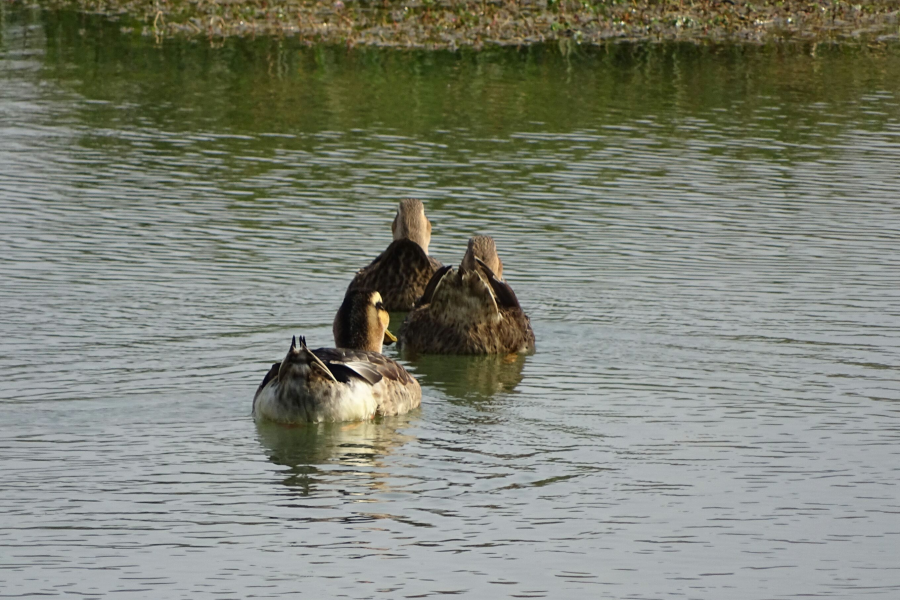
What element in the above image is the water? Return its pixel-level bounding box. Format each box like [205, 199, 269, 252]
[2, 7, 900, 598]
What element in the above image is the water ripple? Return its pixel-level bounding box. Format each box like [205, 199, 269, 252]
[2, 10, 900, 599]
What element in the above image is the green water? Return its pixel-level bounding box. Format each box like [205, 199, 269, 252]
[29, 10, 900, 137]
[2, 6, 900, 599]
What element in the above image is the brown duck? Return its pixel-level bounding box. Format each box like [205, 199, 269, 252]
[399, 236, 535, 355]
[347, 199, 442, 311]
[253, 290, 421, 423]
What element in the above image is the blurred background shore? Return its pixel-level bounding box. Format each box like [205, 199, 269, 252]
[19, 0, 900, 48]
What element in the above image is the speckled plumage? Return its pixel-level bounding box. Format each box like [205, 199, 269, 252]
[346, 199, 441, 311]
[348, 238, 442, 311]
[399, 245, 535, 355]
[254, 290, 420, 423]
[253, 337, 422, 423]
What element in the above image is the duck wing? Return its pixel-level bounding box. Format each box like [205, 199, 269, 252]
[252, 362, 280, 415]
[424, 262, 502, 322]
[312, 347, 415, 386]
[416, 264, 452, 307]
[326, 362, 383, 386]
[474, 257, 522, 310]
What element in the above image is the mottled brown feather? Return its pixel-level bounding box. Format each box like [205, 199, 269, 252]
[416, 264, 452, 308]
[348, 239, 442, 311]
[473, 257, 521, 310]
[314, 347, 420, 416]
[253, 341, 421, 421]
[399, 265, 535, 355]
[313, 347, 417, 387]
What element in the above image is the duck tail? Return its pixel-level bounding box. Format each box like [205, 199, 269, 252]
[298, 337, 339, 383]
[278, 335, 338, 384]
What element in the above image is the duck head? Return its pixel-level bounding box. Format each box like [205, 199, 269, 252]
[461, 235, 503, 279]
[392, 198, 432, 255]
[332, 289, 396, 353]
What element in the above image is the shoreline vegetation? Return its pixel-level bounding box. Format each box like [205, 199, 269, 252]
[19, 0, 900, 48]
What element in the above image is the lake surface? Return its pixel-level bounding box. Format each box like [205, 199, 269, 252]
[2, 7, 900, 599]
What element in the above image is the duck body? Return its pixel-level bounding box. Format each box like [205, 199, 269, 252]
[348, 238, 442, 312]
[399, 240, 535, 355]
[253, 339, 421, 424]
[253, 290, 421, 424]
[346, 199, 441, 312]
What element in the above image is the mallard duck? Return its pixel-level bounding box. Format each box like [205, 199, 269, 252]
[253, 290, 422, 423]
[399, 236, 535, 355]
[347, 199, 442, 311]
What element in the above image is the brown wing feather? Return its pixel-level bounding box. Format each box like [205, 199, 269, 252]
[326, 361, 383, 386]
[313, 347, 415, 386]
[474, 257, 521, 310]
[416, 264, 453, 307]
[398, 258, 535, 355]
[348, 239, 441, 311]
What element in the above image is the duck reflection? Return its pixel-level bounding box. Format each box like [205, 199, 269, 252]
[255, 417, 416, 496]
[408, 352, 527, 403]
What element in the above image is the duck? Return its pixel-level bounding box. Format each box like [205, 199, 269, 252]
[399, 236, 535, 355]
[346, 199, 442, 311]
[253, 290, 422, 423]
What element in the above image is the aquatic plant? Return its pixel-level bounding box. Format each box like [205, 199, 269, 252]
[22, 0, 900, 48]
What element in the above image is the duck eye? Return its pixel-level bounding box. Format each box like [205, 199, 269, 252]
[375, 302, 386, 312]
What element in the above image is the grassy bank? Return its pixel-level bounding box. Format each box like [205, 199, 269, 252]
[20, 0, 900, 48]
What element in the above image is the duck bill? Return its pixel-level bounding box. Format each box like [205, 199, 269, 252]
[383, 328, 398, 346]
